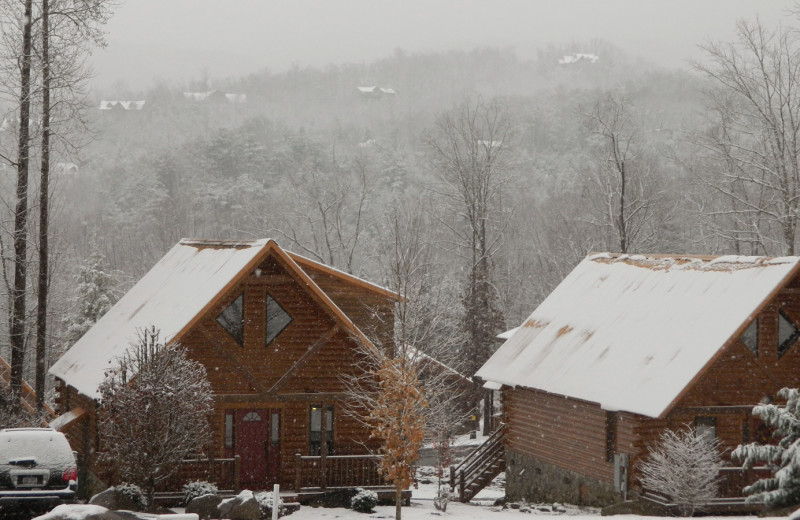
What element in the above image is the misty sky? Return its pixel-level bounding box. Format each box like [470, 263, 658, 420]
[89, 0, 793, 91]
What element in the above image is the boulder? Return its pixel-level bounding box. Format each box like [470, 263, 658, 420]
[218, 490, 260, 520]
[186, 494, 223, 520]
[33, 504, 148, 520]
[89, 487, 144, 512]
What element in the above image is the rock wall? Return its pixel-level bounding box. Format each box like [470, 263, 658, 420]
[505, 449, 620, 507]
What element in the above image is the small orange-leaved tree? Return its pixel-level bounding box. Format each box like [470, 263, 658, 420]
[368, 355, 427, 520]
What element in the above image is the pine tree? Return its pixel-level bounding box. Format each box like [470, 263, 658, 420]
[62, 249, 118, 347]
[461, 258, 505, 433]
[733, 387, 800, 507]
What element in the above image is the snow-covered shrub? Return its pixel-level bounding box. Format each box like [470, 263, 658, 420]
[255, 490, 284, 518]
[350, 488, 378, 513]
[97, 327, 214, 506]
[182, 480, 218, 506]
[433, 488, 450, 512]
[638, 426, 723, 517]
[734, 387, 800, 507]
[116, 483, 147, 510]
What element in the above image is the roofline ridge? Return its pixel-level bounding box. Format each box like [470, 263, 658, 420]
[286, 251, 403, 301]
[179, 238, 271, 247]
[589, 251, 799, 262]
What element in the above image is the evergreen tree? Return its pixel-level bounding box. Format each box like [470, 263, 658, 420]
[62, 249, 118, 347]
[733, 387, 800, 507]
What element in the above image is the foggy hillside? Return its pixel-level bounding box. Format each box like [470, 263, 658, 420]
[0, 25, 788, 385]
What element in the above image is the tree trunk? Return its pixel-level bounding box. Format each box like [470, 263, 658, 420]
[10, 0, 35, 412]
[482, 390, 493, 435]
[36, 0, 51, 412]
[395, 484, 402, 520]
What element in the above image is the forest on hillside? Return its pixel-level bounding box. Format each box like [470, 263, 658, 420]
[0, 17, 794, 392]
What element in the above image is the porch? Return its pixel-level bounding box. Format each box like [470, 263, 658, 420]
[639, 466, 772, 515]
[152, 452, 400, 495]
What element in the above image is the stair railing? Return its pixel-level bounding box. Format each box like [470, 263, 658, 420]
[449, 424, 505, 501]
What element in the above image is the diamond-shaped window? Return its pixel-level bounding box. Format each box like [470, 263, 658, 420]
[741, 319, 758, 357]
[217, 293, 244, 346]
[778, 310, 799, 359]
[266, 293, 292, 346]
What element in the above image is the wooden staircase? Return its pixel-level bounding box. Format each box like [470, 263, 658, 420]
[449, 426, 505, 502]
[0, 355, 54, 420]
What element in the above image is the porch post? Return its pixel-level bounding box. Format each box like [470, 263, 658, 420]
[295, 453, 302, 490]
[320, 402, 327, 490]
[233, 455, 241, 492]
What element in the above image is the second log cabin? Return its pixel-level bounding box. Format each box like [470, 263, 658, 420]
[477, 253, 800, 506]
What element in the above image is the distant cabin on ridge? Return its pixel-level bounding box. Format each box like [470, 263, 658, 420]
[48, 238, 401, 495]
[467, 253, 800, 507]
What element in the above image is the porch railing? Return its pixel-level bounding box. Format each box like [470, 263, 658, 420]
[642, 465, 772, 504]
[153, 456, 240, 492]
[716, 466, 772, 499]
[294, 453, 386, 490]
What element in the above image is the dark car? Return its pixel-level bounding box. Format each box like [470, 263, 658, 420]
[0, 428, 77, 518]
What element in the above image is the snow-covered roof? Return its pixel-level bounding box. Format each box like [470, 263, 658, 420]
[287, 251, 403, 301]
[49, 407, 86, 431]
[183, 91, 215, 101]
[50, 238, 400, 400]
[404, 345, 471, 384]
[98, 100, 146, 110]
[558, 53, 599, 64]
[50, 239, 270, 399]
[225, 93, 247, 103]
[496, 327, 518, 340]
[476, 253, 800, 419]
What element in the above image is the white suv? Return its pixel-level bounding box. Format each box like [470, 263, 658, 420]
[0, 428, 77, 517]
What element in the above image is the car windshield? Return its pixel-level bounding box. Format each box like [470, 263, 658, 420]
[0, 430, 73, 469]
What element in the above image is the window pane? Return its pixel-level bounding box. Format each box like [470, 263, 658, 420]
[271, 412, 280, 446]
[741, 319, 758, 356]
[695, 417, 717, 441]
[225, 414, 234, 448]
[310, 406, 321, 432]
[217, 294, 244, 345]
[309, 405, 334, 455]
[243, 411, 262, 422]
[779, 310, 799, 358]
[266, 294, 292, 345]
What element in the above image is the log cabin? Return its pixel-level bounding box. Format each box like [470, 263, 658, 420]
[475, 253, 800, 506]
[48, 238, 401, 494]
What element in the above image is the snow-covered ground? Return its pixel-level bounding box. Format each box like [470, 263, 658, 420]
[30, 430, 764, 520]
[291, 467, 595, 520]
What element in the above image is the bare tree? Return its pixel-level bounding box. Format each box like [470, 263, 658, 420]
[33, 0, 112, 410]
[271, 163, 371, 275]
[343, 205, 470, 519]
[1, 0, 36, 415]
[582, 93, 663, 253]
[426, 98, 509, 432]
[639, 426, 723, 517]
[97, 327, 213, 507]
[693, 20, 800, 255]
[376, 205, 470, 457]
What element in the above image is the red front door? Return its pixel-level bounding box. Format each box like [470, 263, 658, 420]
[235, 409, 281, 486]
